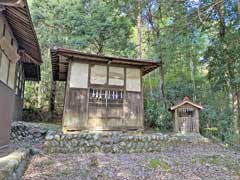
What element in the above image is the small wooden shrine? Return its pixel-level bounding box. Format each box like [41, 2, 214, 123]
[170, 97, 203, 133]
[50, 47, 159, 132]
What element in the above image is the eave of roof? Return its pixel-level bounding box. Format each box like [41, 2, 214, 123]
[0, 0, 42, 80]
[50, 47, 160, 81]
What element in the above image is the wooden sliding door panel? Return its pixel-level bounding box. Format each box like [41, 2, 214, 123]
[124, 92, 143, 127]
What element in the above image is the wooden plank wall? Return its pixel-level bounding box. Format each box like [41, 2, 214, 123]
[124, 92, 143, 128]
[63, 88, 88, 130]
[174, 104, 199, 133]
[63, 60, 144, 131]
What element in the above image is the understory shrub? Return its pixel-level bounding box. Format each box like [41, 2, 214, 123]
[144, 96, 172, 131]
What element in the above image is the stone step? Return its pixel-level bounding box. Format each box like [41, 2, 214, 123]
[0, 146, 11, 158]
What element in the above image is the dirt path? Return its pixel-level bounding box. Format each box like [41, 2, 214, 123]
[23, 143, 240, 180]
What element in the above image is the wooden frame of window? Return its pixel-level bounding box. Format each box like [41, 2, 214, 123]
[6, 60, 10, 85]
[14, 62, 24, 98]
[2, 24, 6, 36]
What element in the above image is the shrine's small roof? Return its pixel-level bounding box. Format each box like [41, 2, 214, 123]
[170, 96, 203, 111]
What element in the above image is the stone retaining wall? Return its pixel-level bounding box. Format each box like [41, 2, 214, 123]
[0, 149, 30, 180]
[44, 132, 171, 153]
[11, 121, 47, 142]
[44, 132, 209, 154]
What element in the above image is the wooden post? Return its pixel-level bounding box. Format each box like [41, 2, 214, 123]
[174, 110, 179, 133]
[195, 110, 200, 133]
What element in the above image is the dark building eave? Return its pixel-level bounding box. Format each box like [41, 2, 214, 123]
[0, 0, 42, 81]
[50, 47, 160, 81]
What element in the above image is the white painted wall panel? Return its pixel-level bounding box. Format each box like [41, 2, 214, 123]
[90, 65, 107, 85]
[8, 62, 16, 89]
[109, 67, 124, 86]
[0, 53, 9, 84]
[70, 62, 89, 89]
[126, 68, 141, 92]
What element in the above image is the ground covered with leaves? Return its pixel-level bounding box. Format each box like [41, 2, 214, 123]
[23, 143, 240, 180]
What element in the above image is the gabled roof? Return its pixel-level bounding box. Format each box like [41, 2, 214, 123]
[0, 0, 42, 80]
[170, 96, 203, 111]
[50, 47, 160, 81]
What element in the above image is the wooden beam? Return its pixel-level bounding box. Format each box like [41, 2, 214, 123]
[18, 50, 41, 65]
[0, 5, 5, 12]
[0, 0, 25, 7]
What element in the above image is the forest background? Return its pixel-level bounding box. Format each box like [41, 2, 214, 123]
[24, 0, 240, 145]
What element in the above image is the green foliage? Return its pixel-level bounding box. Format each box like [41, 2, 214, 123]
[149, 159, 171, 171]
[200, 104, 236, 143]
[25, 0, 138, 113]
[144, 96, 171, 131]
[149, 159, 160, 169]
[23, 0, 240, 144]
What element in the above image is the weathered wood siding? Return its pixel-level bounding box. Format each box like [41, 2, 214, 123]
[174, 104, 199, 133]
[63, 88, 88, 130]
[0, 14, 19, 63]
[124, 92, 143, 128]
[63, 60, 144, 131]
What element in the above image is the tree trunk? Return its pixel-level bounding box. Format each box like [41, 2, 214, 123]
[236, 90, 240, 143]
[189, 52, 196, 102]
[137, 0, 142, 59]
[238, 0, 240, 18]
[159, 62, 165, 104]
[49, 80, 56, 120]
[233, 90, 240, 143]
[217, 1, 240, 142]
[217, 0, 225, 37]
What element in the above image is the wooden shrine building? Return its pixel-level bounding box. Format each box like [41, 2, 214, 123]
[170, 96, 203, 134]
[0, 0, 42, 150]
[50, 47, 159, 131]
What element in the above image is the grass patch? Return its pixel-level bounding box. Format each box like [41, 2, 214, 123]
[208, 155, 220, 165]
[199, 158, 206, 165]
[191, 159, 197, 165]
[224, 158, 240, 176]
[159, 161, 171, 172]
[149, 159, 160, 169]
[149, 159, 171, 172]
[192, 155, 240, 177]
[193, 155, 221, 166]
